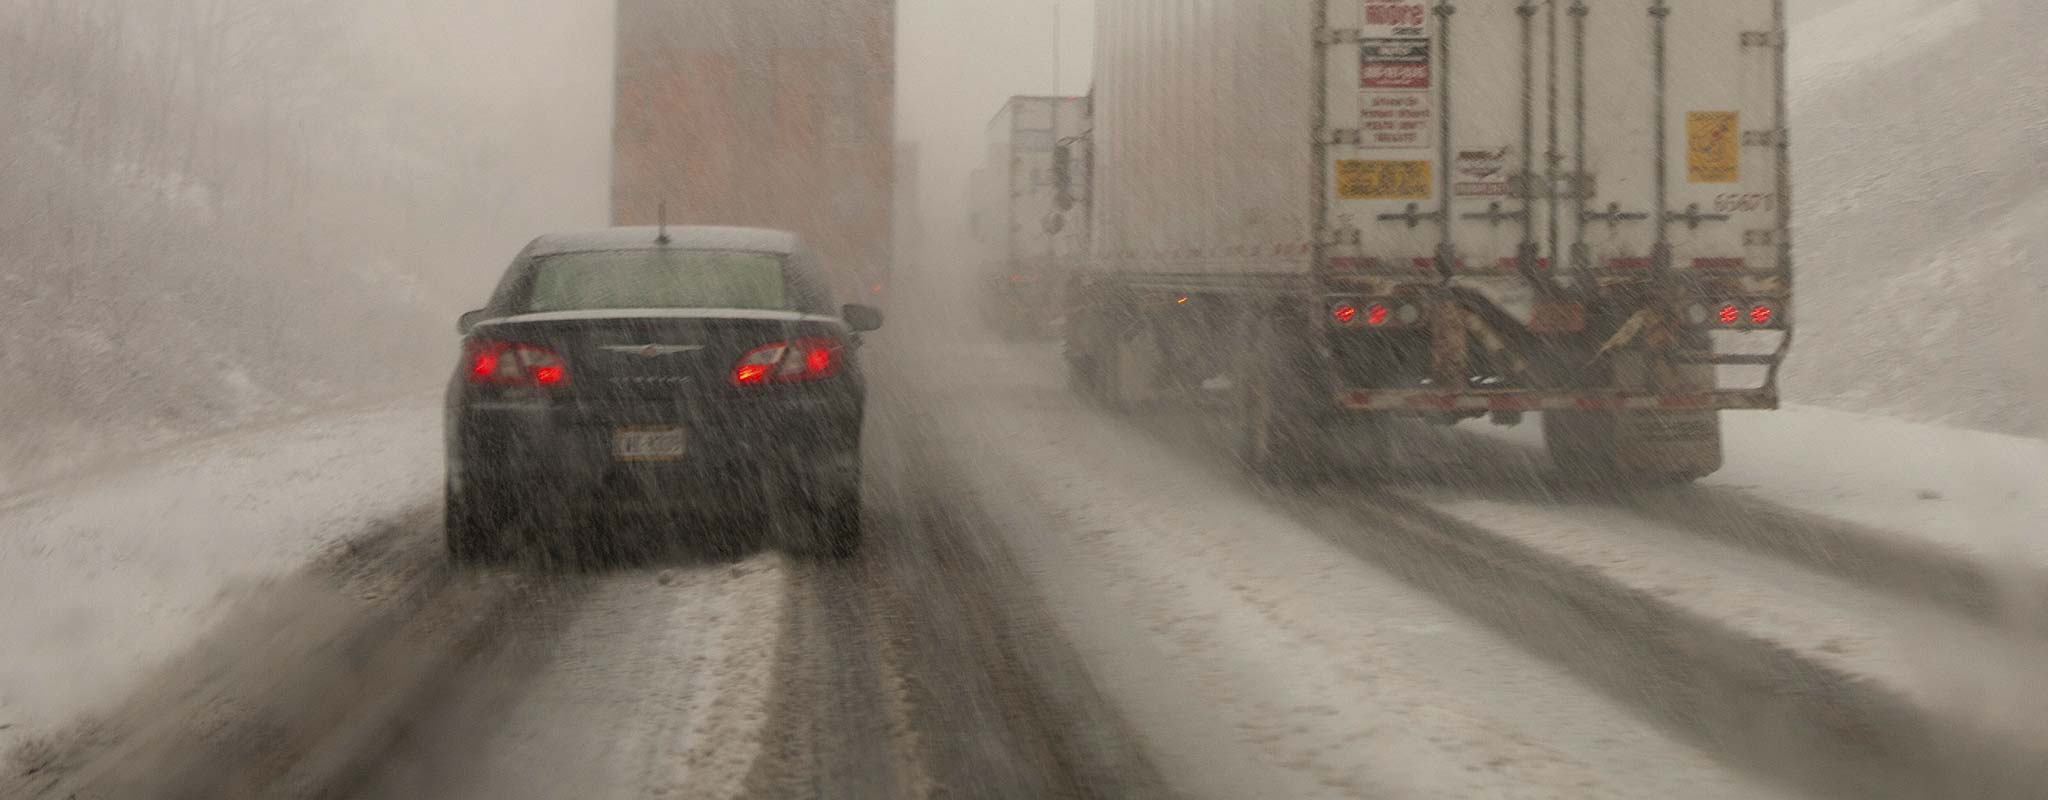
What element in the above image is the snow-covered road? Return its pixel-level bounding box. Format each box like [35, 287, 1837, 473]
[913, 342, 1790, 799]
[9, 335, 2047, 799]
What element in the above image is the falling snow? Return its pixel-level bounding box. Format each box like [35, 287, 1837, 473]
[2, 1, 2044, 798]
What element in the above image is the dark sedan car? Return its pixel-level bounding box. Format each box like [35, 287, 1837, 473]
[444, 226, 883, 563]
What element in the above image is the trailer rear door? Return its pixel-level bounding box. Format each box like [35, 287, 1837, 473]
[1323, 0, 1787, 279]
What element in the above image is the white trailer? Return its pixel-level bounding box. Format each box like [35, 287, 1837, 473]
[972, 95, 1093, 336]
[1064, 0, 1792, 481]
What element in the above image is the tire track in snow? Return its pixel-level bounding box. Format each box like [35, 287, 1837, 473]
[347, 555, 794, 800]
[913, 341, 1780, 799]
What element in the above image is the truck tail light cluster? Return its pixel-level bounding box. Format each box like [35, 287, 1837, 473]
[466, 341, 569, 387]
[733, 337, 844, 386]
[1688, 301, 1784, 330]
[1332, 300, 1421, 329]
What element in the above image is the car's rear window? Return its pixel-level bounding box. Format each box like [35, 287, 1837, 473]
[520, 250, 789, 312]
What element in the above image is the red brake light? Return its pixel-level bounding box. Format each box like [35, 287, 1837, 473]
[1750, 305, 1775, 326]
[805, 346, 835, 375]
[1366, 305, 1392, 327]
[734, 362, 773, 385]
[466, 341, 568, 388]
[470, 350, 501, 381]
[1718, 304, 1742, 325]
[734, 337, 844, 386]
[1333, 304, 1359, 324]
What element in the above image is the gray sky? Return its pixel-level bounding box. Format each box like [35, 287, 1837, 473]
[365, 0, 1098, 264]
[386, 0, 1099, 264]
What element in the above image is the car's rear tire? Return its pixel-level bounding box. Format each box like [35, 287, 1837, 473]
[814, 495, 864, 560]
[445, 477, 508, 566]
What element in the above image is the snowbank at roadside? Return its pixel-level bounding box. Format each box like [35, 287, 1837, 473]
[1483, 406, 2048, 574]
[0, 403, 442, 755]
[1787, 0, 2048, 434]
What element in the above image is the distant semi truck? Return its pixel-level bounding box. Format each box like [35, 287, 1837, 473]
[611, 0, 896, 304]
[1060, 0, 1793, 482]
[970, 95, 1092, 338]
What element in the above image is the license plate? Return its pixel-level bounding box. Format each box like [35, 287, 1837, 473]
[612, 427, 688, 462]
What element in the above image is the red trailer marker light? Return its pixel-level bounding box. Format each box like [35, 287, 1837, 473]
[1366, 305, 1392, 327]
[1750, 305, 1775, 326]
[1333, 304, 1359, 324]
[1718, 304, 1743, 325]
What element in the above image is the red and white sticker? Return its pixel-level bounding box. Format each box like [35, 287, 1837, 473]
[1361, 1, 1430, 39]
[1361, 39, 1431, 90]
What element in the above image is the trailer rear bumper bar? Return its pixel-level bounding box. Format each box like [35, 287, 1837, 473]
[1336, 390, 1778, 413]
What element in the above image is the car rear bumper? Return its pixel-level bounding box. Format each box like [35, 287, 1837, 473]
[449, 398, 862, 504]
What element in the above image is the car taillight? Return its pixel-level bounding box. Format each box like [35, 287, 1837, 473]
[733, 337, 844, 386]
[466, 341, 569, 387]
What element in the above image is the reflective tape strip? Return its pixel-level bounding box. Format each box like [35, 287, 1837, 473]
[1336, 391, 1776, 412]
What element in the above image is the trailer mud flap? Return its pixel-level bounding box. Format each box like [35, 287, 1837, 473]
[1546, 350, 1723, 481]
[1612, 409, 1723, 478]
[1620, 326, 1724, 478]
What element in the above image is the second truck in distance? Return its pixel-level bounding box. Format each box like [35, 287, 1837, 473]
[971, 95, 1092, 338]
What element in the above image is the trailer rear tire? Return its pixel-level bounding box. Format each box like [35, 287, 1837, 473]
[1543, 410, 1723, 485]
[1064, 292, 1123, 408]
[1235, 319, 1326, 483]
[1543, 410, 1615, 480]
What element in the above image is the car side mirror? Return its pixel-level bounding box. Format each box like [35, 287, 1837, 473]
[457, 309, 488, 334]
[842, 303, 884, 333]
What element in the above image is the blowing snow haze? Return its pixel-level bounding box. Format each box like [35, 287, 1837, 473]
[0, 0, 612, 487]
[2, 1, 2046, 799]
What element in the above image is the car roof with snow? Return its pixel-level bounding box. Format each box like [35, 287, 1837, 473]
[527, 226, 804, 258]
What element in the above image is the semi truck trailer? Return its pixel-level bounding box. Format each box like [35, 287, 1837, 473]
[972, 95, 1092, 338]
[612, 0, 896, 304]
[1062, 0, 1792, 481]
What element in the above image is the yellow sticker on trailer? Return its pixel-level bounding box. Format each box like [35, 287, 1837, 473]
[1336, 160, 1432, 200]
[1687, 111, 1740, 184]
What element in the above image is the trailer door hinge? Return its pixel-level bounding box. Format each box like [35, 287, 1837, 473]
[1742, 129, 1787, 148]
[1317, 27, 1363, 45]
[1583, 203, 1650, 228]
[1461, 202, 1527, 227]
[1378, 204, 1446, 229]
[1319, 128, 1364, 146]
[1669, 204, 1733, 230]
[1740, 30, 1785, 49]
[1558, 172, 1598, 200]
